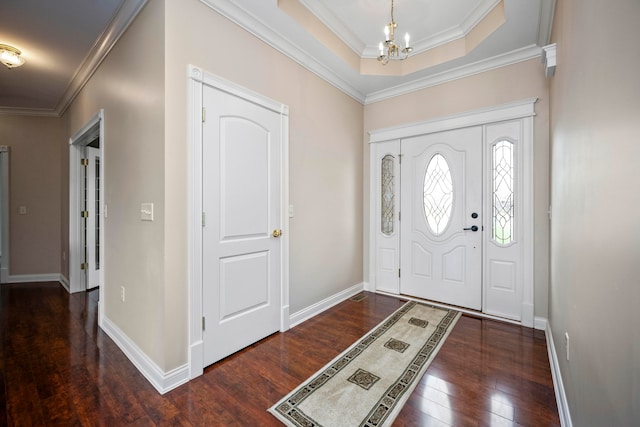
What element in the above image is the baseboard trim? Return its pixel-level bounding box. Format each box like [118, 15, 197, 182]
[59, 275, 70, 292]
[7, 273, 65, 284]
[289, 282, 364, 328]
[101, 316, 190, 394]
[534, 316, 548, 331]
[545, 322, 573, 427]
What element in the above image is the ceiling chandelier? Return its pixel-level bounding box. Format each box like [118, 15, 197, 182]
[0, 44, 25, 69]
[378, 0, 412, 65]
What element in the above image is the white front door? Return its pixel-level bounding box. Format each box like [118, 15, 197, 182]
[400, 127, 482, 310]
[202, 85, 283, 366]
[86, 147, 101, 290]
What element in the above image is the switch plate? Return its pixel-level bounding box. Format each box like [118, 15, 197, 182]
[19, 206, 27, 215]
[141, 203, 154, 221]
[288, 204, 294, 218]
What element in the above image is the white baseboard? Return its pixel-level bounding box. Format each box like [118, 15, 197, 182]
[545, 322, 573, 427]
[7, 273, 65, 284]
[59, 275, 70, 292]
[1, 266, 8, 283]
[101, 316, 190, 394]
[534, 316, 548, 331]
[289, 282, 364, 328]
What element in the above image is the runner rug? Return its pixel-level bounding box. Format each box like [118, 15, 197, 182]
[268, 301, 461, 427]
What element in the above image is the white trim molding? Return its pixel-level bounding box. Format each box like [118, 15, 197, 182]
[7, 274, 66, 284]
[101, 317, 189, 394]
[542, 43, 557, 77]
[289, 282, 365, 328]
[545, 322, 574, 427]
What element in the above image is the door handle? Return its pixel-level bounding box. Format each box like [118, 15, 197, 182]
[272, 229, 283, 238]
[463, 225, 479, 232]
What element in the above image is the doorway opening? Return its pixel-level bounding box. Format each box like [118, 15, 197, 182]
[69, 110, 105, 322]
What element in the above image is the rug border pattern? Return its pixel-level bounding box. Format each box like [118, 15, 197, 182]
[269, 301, 460, 427]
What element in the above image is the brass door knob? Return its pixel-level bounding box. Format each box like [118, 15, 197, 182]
[272, 229, 283, 238]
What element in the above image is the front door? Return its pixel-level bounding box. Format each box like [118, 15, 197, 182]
[202, 85, 283, 366]
[400, 127, 482, 310]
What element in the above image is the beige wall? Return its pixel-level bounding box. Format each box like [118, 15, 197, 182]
[64, 0, 168, 368]
[364, 58, 551, 318]
[549, 0, 640, 424]
[0, 115, 65, 276]
[164, 0, 365, 333]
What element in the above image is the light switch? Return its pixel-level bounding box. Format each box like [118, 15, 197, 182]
[19, 206, 27, 215]
[288, 204, 294, 218]
[141, 203, 154, 221]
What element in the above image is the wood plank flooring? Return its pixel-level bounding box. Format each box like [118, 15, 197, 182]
[0, 282, 560, 426]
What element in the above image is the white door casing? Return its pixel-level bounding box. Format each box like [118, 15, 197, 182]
[400, 128, 483, 310]
[188, 66, 290, 377]
[86, 147, 101, 290]
[368, 99, 536, 327]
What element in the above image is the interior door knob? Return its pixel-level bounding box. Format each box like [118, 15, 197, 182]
[272, 229, 283, 238]
[463, 225, 479, 232]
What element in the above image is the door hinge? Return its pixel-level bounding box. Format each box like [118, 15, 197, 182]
[81, 158, 88, 166]
[202, 107, 206, 123]
[81, 210, 89, 218]
[398, 268, 401, 278]
[398, 154, 402, 164]
[81, 262, 88, 270]
[202, 316, 205, 330]
[398, 211, 401, 221]
[202, 212, 206, 227]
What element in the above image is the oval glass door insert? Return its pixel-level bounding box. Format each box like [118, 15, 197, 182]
[423, 153, 453, 235]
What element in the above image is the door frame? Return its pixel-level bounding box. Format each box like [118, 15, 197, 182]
[69, 110, 105, 319]
[0, 146, 9, 284]
[368, 98, 536, 327]
[187, 65, 290, 379]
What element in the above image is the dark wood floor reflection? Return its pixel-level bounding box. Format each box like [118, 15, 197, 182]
[0, 282, 560, 426]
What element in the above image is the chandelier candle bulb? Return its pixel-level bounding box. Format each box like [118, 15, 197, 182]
[405, 32, 410, 48]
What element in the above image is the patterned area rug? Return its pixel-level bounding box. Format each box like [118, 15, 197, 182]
[268, 301, 461, 427]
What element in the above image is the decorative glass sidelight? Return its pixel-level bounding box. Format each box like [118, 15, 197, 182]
[381, 155, 395, 235]
[423, 153, 453, 235]
[493, 140, 514, 245]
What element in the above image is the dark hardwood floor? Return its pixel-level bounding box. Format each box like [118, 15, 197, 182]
[0, 282, 560, 426]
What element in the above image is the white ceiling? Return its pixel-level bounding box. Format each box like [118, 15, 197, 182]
[0, 0, 554, 115]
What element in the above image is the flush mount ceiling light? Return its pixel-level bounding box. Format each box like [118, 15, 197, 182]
[0, 44, 26, 69]
[377, 0, 413, 65]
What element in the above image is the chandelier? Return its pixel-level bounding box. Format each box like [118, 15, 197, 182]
[378, 0, 412, 65]
[0, 44, 25, 69]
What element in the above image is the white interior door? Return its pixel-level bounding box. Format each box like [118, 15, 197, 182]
[400, 127, 482, 310]
[86, 147, 100, 290]
[202, 85, 282, 366]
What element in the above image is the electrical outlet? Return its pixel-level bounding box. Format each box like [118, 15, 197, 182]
[120, 286, 125, 302]
[62, 251, 66, 261]
[565, 332, 570, 361]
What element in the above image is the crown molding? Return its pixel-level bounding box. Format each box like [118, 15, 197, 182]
[0, 0, 148, 118]
[537, 0, 556, 46]
[365, 44, 542, 105]
[297, 0, 365, 55]
[200, 0, 366, 104]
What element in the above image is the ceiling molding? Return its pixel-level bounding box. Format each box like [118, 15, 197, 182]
[297, 0, 365, 55]
[0, 0, 148, 117]
[537, 0, 556, 46]
[55, 0, 149, 117]
[200, 0, 366, 103]
[365, 44, 542, 105]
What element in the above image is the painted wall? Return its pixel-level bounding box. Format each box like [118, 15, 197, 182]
[63, 0, 169, 369]
[0, 115, 65, 277]
[363, 58, 551, 319]
[164, 0, 365, 344]
[548, 0, 640, 424]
